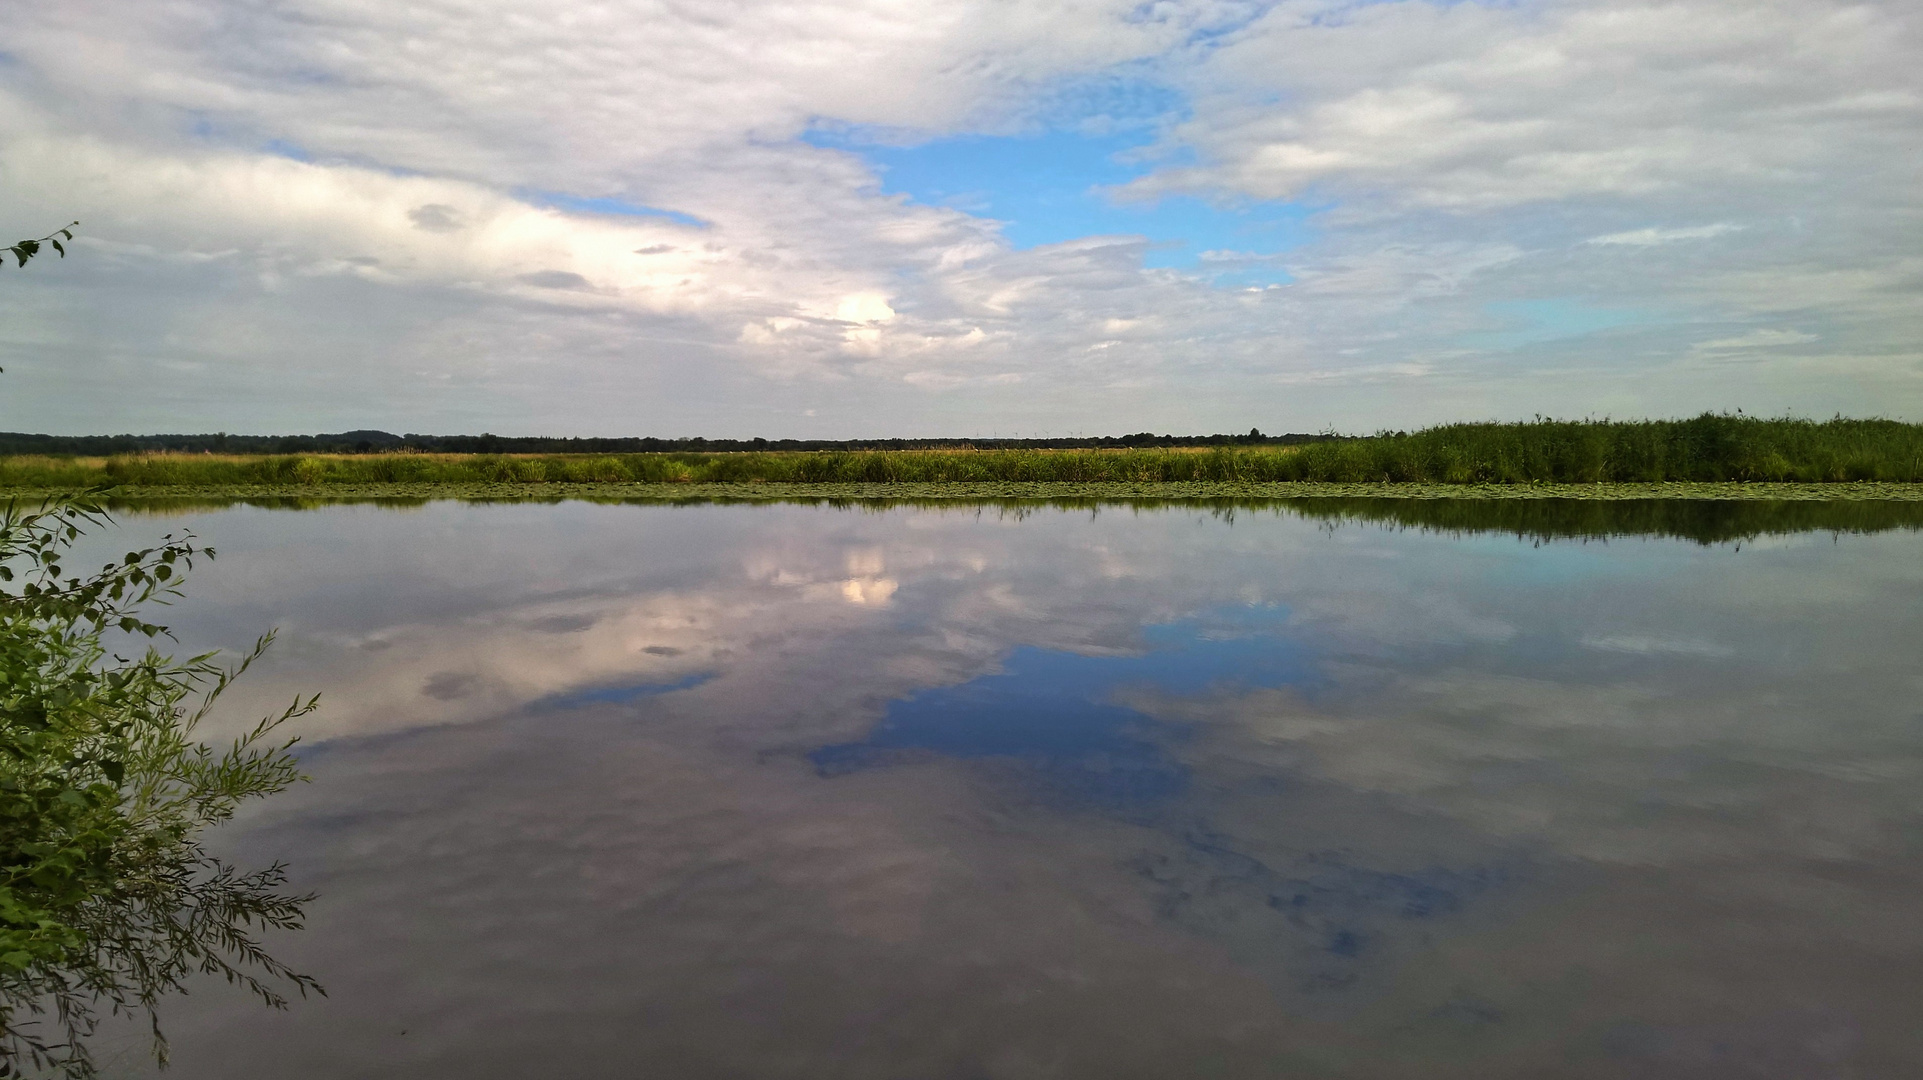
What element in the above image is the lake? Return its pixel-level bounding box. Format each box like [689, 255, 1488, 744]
[99, 496, 1923, 1078]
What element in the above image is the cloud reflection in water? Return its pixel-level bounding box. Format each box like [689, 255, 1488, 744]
[96, 497, 1923, 1079]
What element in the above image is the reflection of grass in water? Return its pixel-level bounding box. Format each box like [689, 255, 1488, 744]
[6, 416, 1923, 487]
[1274, 497, 1923, 546]
[65, 482, 1923, 546]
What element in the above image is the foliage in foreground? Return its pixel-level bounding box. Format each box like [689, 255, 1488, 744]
[4, 224, 76, 274]
[0, 497, 319, 1078]
[2, 415, 1921, 489]
[2, 222, 80, 377]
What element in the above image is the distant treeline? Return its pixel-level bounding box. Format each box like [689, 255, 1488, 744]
[0, 428, 1326, 456]
[2, 416, 1920, 487]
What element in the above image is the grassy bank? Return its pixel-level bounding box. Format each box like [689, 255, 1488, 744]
[10, 480, 1923, 508]
[4, 416, 1921, 489]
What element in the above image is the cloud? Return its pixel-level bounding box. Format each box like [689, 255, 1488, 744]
[1143, 0, 1920, 210]
[1580, 634, 1735, 657]
[0, 0, 1917, 434]
[407, 204, 465, 234]
[1585, 224, 1745, 247]
[1692, 329, 1819, 352]
[8, 0, 1210, 194]
[516, 270, 593, 291]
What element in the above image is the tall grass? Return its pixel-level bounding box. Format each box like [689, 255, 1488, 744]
[4, 416, 1921, 489]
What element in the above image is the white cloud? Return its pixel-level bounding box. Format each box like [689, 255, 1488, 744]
[1586, 224, 1746, 247]
[8, 0, 1216, 194]
[1581, 634, 1735, 658]
[1693, 329, 1819, 352]
[1144, 0, 1921, 210]
[0, 0, 1917, 434]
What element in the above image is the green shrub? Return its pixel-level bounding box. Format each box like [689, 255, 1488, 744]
[0, 497, 320, 1077]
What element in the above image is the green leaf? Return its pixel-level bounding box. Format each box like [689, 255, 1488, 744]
[0, 490, 320, 1072]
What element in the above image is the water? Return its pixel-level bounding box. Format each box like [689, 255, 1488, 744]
[90, 497, 1923, 1078]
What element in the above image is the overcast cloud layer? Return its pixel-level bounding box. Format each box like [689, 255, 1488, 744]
[2, 0, 1919, 436]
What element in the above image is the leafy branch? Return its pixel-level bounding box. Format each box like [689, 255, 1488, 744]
[6, 223, 78, 271]
[1, 494, 322, 1078]
[2, 221, 81, 374]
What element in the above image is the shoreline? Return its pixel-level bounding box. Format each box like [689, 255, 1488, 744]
[7, 480, 1923, 504]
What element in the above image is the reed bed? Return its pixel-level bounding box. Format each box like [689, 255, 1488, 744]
[4, 416, 1921, 489]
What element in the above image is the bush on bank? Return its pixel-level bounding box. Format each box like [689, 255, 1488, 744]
[0, 498, 319, 1078]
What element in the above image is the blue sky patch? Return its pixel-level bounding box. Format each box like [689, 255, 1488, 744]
[533, 671, 713, 711]
[808, 613, 1318, 808]
[520, 190, 709, 228]
[261, 138, 313, 162]
[807, 125, 1311, 281]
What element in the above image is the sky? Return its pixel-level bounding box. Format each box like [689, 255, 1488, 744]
[0, 0, 1918, 437]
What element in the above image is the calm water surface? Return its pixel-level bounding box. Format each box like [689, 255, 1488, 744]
[94, 498, 1923, 1078]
